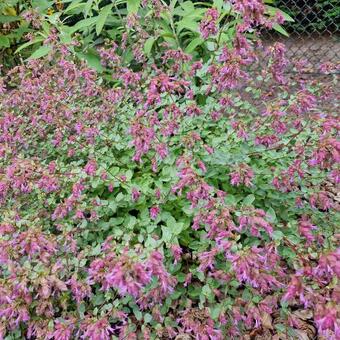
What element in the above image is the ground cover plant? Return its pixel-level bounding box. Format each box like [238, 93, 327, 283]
[0, 0, 339, 339]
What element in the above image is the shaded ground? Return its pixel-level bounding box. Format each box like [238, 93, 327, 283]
[263, 33, 340, 70]
[261, 34, 340, 116]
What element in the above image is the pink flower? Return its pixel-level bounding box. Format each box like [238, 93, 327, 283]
[298, 216, 317, 245]
[170, 245, 182, 265]
[230, 172, 241, 186]
[131, 188, 141, 201]
[155, 188, 161, 199]
[282, 275, 308, 306]
[130, 121, 155, 162]
[84, 160, 97, 176]
[102, 257, 151, 298]
[37, 176, 59, 193]
[150, 206, 160, 220]
[51, 319, 75, 340]
[184, 273, 192, 287]
[48, 161, 56, 174]
[155, 143, 168, 159]
[227, 245, 283, 293]
[238, 209, 273, 237]
[178, 308, 223, 340]
[267, 42, 288, 83]
[68, 277, 91, 304]
[197, 160, 207, 173]
[310, 191, 332, 211]
[200, 8, 219, 39]
[329, 170, 340, 184]
[138, 251, 176, 308]
[314, 304, 338, 336]
[320, 61, 340, 74]
[230, 163, 254, 187]
[198, 248, 218, 272]
[232, 0, 265, 26]
[314, 249, 340, 280]
[255, 135, 279, 147]
[81, 317, 114, 340]
[147, 251, 176, 295]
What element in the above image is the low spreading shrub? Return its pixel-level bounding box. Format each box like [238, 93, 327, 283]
[0, 1, 339, 339]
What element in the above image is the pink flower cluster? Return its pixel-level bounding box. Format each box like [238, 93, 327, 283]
[230, 163, 254, 187]
[200, 8, 219, 39]
[88, 249, 175, 304]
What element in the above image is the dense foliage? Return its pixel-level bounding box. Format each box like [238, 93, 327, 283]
[0, 0, 290, 69]
[0, 0, 339, 339]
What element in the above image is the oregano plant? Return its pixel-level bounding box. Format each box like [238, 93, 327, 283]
[0, 0, 339, 339]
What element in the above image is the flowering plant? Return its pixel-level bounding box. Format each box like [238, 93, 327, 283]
[0, 0, 339, 339]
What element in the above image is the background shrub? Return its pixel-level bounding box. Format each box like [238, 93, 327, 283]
[0, 0, 290, 69]
[274, 0, 340, 33]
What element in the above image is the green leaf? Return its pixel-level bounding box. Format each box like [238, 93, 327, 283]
[125, 170, 133, 181]
[272, 23, 289, 37]
[127, 0, 141, 14]
[79, 51, 103, 72]
[78, 302, 86, 318]
[180, 1, 195, 13]
[0, 15, 19, 23]
[59, 31, 73, 45]
[176, 272, 186, 282]
[202, 284, 212, 297]
[177, 18, 198, 34]
[266, 207, 277, 222]
[84, 0, 94, 17]
[170, 222, 184, 235]
[92, 293, 105, 306]
[15, 37, 44, 54]
[265, 5, 295, 22]
[213, 0, 224, 11]
[90, 244, 101, 256]
[125, 215, 137, 229]
[64, 0, 86, 14]
[132, 306, 143, 320]
[96, 4, 112, 35]
[70, 16, 98, 34]
[162, 226, 172, 242]
[29, 45, 52, 59]
[116, 192, 125, 202]
[206, 41, 216, 51]
[32, 0, 53, 11]
[275, 323, 286, 333]
[185, 37, 204, 53]
[0, 36, 10, 48]
[243, 194, 255, 206]
[210, 304, 222, 320]
[242, 288, 252, 301]
[280, 246, 296, 259]
[272, 230, 284, 241]
[144, 37, 156, 56]
[144, 313, 152, 323]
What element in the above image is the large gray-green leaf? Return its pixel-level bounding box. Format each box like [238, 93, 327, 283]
[127, 0, 141, 14]
[96, 4, 112, 35]
[28, 45, 52, 59]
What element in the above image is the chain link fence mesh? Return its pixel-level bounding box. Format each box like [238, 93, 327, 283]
[263, 0, 340, 73]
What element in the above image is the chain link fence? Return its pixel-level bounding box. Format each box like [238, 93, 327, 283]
[263, 0, 340, 73]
